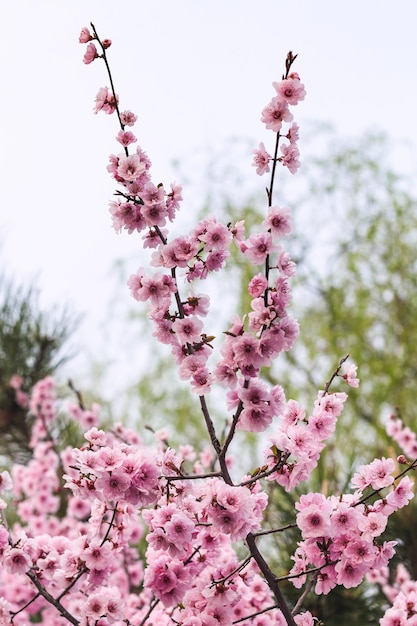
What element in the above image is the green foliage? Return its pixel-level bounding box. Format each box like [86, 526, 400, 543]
[282, 133, 417, 421]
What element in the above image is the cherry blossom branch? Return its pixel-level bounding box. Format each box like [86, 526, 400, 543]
[89, 27, 225, 468]
[26, 570, 80, 626]
[90, 22, 126, 139]
[56, 564, 87, 602]
[239, 452, 291, 487]
[354, 457, 417, 508]
[138, 596, 160, 626]
[233, 603, 279, 624]
[266, 51, 298, 206]
[200, 394, 222, 456]
[211, 555, 252, 586]
[165, 470, 222, 481]
[56, 506, 119, 603]
[291, 577, 316, 616]
[253, 522, 297, 537]
[68, 378, 86, 410]
[246, 533, 297, 626]
[10, 591, 41, 619]
[278, 560, 338, 583]
[322, 354, 349, 396]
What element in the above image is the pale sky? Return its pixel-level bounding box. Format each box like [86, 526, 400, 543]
[1, 1, 416, 394]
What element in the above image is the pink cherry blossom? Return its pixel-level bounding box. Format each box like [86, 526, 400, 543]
[261, 96, 293, 132]
[341, 362, 360, 387]
[367, 457, 395, 489]
[280, 143, 301, 174]
[116, 129, 137, 146]
[240, 232, 275, 265]
[94, 86, 119, 114]
[82, 540, 114, 570]
[252, 142, 272, 175]
[294, 611, 314, 626]
[262, 206, 292, 237]
[296, 498, 332, 538]
[287, 122, 300, 144]
[79, 27, 93, 43]
[120, 109, 137, 126]
[117, 153, 146, 181]
[273, 77, 306, 105]
[248, 273, 268, 298]
[3, 547, 32, 574]
[172, 316, 203, 344]
[386, 475, 414, 510]
[83, 42, 99, 64]
[335, 558, 367, 588]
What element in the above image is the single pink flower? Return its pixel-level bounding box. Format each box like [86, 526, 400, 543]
[273, 77, 306, 105]
[280, 143, 301, 174]
[117, 153, 146, 181]
[386, 475, 414, 510]
[296, 497, 332, 538]
[287, 122, 300, 144]
[172, 316, 203, 345]
[95, 470, 131, 500]
[116, 130, 137, 146]
[261, 96, 293, 132]
[248, 273, 268, 298]
[367, 457, 395, 490]
[240, 232, 275, 265]
[341, 362, 360, 387]
[79, 27, 92, 43]
[262, 206, 292, 237]
[4, 547, 32, 574]
[84, 592, 107, 619]
[252, 142, 272, 175]
[120, 110, 138, 127]
[82, 540, 113, 571]
[335, 558, 367, 588]
[83, 42, 98, 65]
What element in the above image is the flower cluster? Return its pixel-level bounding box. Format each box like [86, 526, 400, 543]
[290, 458, 414, 596]
[0, 24, 415, 626]
[386, 412, 417, 460]
[252, 60, 305, 177]
[262, 391, 347, 491]
[0, 385, 296, 625]
[375, 563, 417, 625]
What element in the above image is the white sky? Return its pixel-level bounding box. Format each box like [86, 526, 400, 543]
[1, 1, 417, 392]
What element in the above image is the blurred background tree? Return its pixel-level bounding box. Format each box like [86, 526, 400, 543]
[0, 273, 78, 462]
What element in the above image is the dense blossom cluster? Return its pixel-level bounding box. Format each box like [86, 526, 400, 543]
[290, 464, 413, 594]
[0, 23, 415, 626]
[373, 564, 417, 625]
